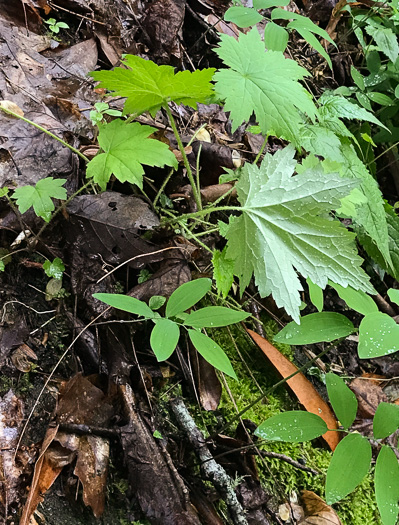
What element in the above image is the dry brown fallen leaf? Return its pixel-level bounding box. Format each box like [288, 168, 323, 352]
[300, 490, 342, 524]
[247, 329, 339, 451]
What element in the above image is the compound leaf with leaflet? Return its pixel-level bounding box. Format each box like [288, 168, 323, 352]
[90, 55, 215, 116]
[224, 145, 374, 323]
[213, 28, 317, 143]
[86, 120, 177, 190]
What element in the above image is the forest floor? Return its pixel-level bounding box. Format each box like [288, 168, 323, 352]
[0, 0, 398, 524]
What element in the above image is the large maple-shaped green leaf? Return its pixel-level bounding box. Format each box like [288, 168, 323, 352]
[90, 55, 215, 116]
[213, 28, 317, 142]
[224, 145, 374, 322]
[86, 120, 177, 190]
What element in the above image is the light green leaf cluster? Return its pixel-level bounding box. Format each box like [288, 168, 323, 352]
[43, 258, 65, 280]
[223, 145, 374, 323]
[86, 120, 177, 190]
[13, 177, 67, 222]
[93, 279, 250, 379]
[90, 55, 215, 117]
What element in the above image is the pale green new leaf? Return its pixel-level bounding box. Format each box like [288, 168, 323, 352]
[329, 282, 378, 315]
[307, 278, 324, 312]
[90, 55, 215, 116]
[13, 177, 66, 222]
[264, 22, 289, 52]
[213, 28, 317, 143]
[86, 120, 177, 190]
[224, 145, 374, 323]
[212, 247, 235, 299]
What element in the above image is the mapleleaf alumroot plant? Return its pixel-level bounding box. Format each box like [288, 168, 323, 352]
[1, 0, 399, 522]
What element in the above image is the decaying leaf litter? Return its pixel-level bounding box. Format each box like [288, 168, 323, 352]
[0, 0, 399, 524]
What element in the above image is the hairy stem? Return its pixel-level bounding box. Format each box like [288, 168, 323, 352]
[164, 105, 202, 211]
[0, 106, 90, 163]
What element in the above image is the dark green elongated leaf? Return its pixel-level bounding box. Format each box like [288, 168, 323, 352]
[92, 293, 155, 318]
[373, 402, 399, 439]
[358, 312, 399, 359]
[325, 373, 357, 430]
[375, 446, 399, 525]
[329, 282, 378, 315]
[274, 313, 354, 345]
[388, 288, 399, 307]
[184, 306, 249, 328]
[307, 278, 324, 312]
[254, 411, 327, 442]
[166, 279, 212, 318]
[224, 6, 263, 27]
[150, 319, 180, 361]
[326, 433, 372, 504]
[188, 329, 237, 379]
[264, 22, 289, 52]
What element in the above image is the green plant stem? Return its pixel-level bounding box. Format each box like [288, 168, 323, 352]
[370, 140, 399, 165]
[0, 107, 90, 163]
[161, 205, 242, 227]
[153, 168, 174, 208]
[214, 339, 343, 437]
[196, 143, 202, 201]
[253, 134, 269, 165]
[164, 105, 202, 211]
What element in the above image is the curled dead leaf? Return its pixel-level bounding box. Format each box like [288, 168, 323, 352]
[300, 491, 342, 524]
[246, 329, 339, 450]
[11, 343, 38, 372]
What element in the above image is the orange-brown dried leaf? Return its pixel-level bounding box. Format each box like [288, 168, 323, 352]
[300, 490, 342, 524]
[247, 329, 339, 450]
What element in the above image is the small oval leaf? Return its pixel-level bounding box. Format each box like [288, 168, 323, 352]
[307, 278, 324, 312]
[274, 313, 354, 345]
[264, 22, 289, 52]
[358, 312, 399, 359]
[373, 402, 399, 439]
[326, 434, 371, 504]
[329, 282, 378, 315]
[93, 293, 155, 318]
[254, 411, 328, 443]
[375, 446, 399, 525]
[224, 6, 263, 28]
[188, 329, 237, 380]
[150, 319, 180, 361]
[325, 373, 357, 430]
[184, 306, 249, 328]
[388, 288, 399, 307]
[166, 278, 212, 318]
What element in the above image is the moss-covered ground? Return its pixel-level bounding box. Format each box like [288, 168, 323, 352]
[202, 319, 381, 525]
